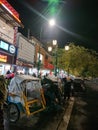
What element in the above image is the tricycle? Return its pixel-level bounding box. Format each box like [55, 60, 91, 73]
[7, 74, 46, 122]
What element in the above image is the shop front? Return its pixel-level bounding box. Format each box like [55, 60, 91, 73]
[16, 58, 34, 75]
[43, 61, 54, 76]
[0, 40, 16, 75]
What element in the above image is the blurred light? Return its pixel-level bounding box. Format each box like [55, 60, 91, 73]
[65, 45, 69, 51]
[49, 19, 55, 26]
[48, 46, 52, 51]
[2, 4, 13, 15]
[53, 40, 57, 46]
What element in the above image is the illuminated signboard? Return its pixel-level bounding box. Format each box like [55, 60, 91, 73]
[0, 0, 21, 22]
[0, 40, 9, 51]
[9, 45, 15, 54]
[0, 40, 16, 54]
[0, 54, 7, 62]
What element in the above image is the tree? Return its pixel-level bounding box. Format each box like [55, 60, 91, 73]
[57, 43, 98, 78]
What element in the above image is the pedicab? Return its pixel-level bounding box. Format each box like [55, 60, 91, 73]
[7, 74, 46, 122]
[41, 75, 63, 108]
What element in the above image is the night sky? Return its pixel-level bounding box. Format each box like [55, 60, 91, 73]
[7, 0, 98, 52]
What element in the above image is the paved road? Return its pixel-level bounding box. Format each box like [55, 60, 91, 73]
[67, 81, 98, 130]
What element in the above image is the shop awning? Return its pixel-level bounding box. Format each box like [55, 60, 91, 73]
[16, 58, 34, 68]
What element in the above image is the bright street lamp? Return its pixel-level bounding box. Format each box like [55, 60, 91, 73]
[65, 45, 70, 76]
[48, 46, 52, 52]
[53, 40, 57, 45]
[65, 45, 69, 51]
[49, 19, 55, 26]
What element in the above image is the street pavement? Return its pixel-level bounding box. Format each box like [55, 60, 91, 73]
[4, 97, 75, 130]
[4, 80, 98, 130]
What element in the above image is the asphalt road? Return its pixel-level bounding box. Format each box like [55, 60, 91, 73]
[67, 81, 98, 130]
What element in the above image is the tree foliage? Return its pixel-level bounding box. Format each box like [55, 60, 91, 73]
[57, 43, 98, 78]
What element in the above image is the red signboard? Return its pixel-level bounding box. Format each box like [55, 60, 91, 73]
[0, 0, 21, 22]
[44, 61, 54, 70]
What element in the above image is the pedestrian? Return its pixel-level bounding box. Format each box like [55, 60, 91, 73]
[0, 75, 7, 130]
[63, 76, 71, 100]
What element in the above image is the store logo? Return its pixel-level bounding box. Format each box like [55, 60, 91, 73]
[9, 45, 16, 54]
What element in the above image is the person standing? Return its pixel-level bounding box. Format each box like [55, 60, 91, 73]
[63, 76, 71, 100]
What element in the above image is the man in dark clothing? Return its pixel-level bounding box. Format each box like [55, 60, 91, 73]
[63, 77, 71, 100]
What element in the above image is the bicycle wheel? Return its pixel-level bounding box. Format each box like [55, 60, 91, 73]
[7, 103, 20, 123]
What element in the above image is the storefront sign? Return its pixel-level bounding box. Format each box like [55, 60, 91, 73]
[0, 40, 16, 54]
[0, 54, 7, 62]
[9, 45, 15, 54]
[0, 0, 20, 22]
[0, 40, 9, 51]
[44, 62, 54, 70]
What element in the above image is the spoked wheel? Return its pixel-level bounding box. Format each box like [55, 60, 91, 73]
[7, 103, 20, 123]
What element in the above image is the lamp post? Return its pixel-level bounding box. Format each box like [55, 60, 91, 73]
[65, 45, 70, 76]
[48, 40, 58, 76]
[37, 19, 56, 77]
[53, 40, 58, 76]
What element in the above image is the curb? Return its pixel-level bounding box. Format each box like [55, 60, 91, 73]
[58, 97, 75, 130]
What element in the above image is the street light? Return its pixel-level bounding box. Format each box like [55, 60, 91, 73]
[48, 40, 58, 76]
[49, 19, 55, 26]
[53, 40, 58, 76]
[65, 45, 69, 51]
[37, 19, 56, 77]
[65, 45, 70, 76]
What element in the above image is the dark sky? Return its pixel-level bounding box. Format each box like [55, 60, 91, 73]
[7, 0, 98, 52]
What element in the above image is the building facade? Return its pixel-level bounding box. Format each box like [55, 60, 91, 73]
[31, 36, 54, 76]
[16, 33, 35, 74]
[0, 0, 23, 75]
